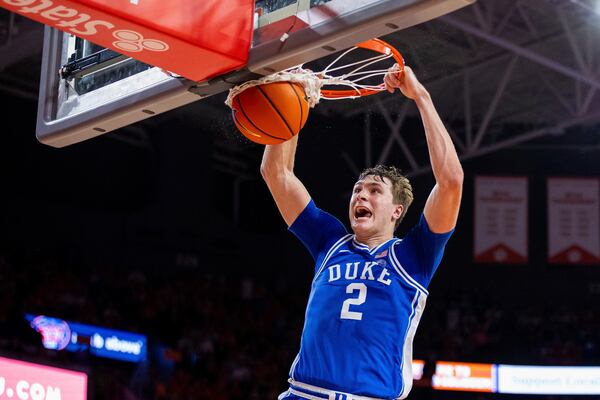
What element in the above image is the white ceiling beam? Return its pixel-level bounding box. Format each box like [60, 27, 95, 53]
[344, 49, 515, 118]
[470, 55, 518, 151]
[556, 7, 590, 75]
[492, 2, 520, 36]
[575, 80, 583, 113]
[406, 110, 600, 178]
[463, 71, 473, 148]
[375, 99, 418, 170]
[581, 87, 597, 115]
[441, 15, 600, 90]
[342, 152, 360, 176]
[540, 75, 576, 116]
[463, 111, 600, 162]
[516, 2, 539, 39]
[471, 1, 491, 32]
[345, 14, 595, 120]
[584, 23, 596, 71]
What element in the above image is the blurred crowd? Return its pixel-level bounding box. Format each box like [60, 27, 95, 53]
[416, 293, 600, 367]
[0, 252, 599, 400]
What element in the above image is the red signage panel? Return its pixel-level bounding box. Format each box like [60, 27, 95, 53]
[0, 356, 87, 400]
[1, 0, 254, 81]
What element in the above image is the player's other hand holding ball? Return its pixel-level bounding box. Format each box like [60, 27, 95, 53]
[384, 65, 429, 101]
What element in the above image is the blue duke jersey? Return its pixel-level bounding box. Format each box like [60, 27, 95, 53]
[280, 200, 453, 400]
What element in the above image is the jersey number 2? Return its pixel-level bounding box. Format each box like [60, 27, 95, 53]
[340, 283, 367, 320]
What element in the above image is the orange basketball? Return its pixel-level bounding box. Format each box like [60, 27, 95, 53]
[231, 82, 310, 145]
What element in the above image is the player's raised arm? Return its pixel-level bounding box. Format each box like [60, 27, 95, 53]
[385, 66, 463, 233]
[260, 136, 312, 227]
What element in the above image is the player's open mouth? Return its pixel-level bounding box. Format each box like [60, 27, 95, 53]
[354, 206, 372, 220]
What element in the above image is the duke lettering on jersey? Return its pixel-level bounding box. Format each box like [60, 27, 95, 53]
[327, 262, 392, 286]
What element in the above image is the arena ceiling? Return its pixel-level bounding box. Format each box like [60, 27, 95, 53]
[320, 0, 600, 177]
[1, 0, 599, 179]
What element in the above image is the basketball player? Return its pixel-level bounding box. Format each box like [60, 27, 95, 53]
[261, 65, 463, 400]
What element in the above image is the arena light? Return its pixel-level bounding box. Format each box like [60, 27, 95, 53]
[412, 360, 425, 380]
[569, 0, 600, 14]
[496, 365, 600, 395]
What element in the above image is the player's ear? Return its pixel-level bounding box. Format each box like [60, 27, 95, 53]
[392, 204, 403, 221]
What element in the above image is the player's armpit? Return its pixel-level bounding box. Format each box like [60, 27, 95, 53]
[423, 183, 462, 234]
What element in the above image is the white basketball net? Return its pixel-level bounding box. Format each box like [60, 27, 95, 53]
[225, 45, 395, 109]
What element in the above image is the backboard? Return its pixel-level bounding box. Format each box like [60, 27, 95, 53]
[35, 0, 475, 147]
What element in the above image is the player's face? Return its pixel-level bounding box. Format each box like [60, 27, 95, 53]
[349, 175, 403, 237]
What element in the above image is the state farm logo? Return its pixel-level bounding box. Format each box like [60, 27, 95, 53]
[112, 30, 169, 53]
[3, 0, 169, 53]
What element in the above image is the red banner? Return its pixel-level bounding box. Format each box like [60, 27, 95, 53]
[1, 0, 254, 81]
[474, 176, 528, 263]
[548, 178, 600, 264]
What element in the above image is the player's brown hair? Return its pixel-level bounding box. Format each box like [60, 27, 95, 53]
[358, 165, 413, 229]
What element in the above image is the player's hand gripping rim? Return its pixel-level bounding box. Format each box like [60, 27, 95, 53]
[385, 65, 429, 102]
[384, 63, 404, 93]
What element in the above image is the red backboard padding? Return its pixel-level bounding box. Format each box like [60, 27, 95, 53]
[1, 0, 254, 81]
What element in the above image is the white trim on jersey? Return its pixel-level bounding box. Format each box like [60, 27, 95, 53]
[289, 378, 388, 400]
[396, 291, 426, 399]
[369, 238, 394, 254]
[289, 388, 324, 400]
[289, 352, 301, 380]
[351, 237, 370, 251]
[313, 234, 353, 282]
[389, 240, 429, 295]
[396, 292, 417, 399]
[350, 237, 395, 255]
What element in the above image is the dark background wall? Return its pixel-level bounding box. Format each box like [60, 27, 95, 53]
[2, 93, 599, 296]
[1, 57, 600, 400]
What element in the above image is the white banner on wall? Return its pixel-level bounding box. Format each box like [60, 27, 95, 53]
[474, 176, 528, 263]
[548, 178, 600, 264]
[497, 365, 600, 395]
